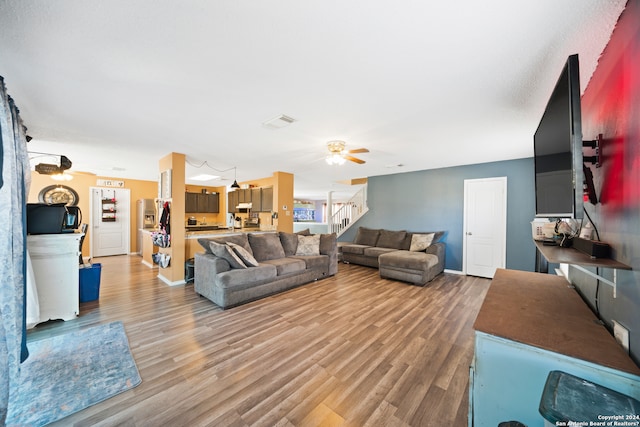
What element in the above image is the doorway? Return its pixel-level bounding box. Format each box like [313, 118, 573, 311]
[463, 177, 507, 278]
[90, 187, 131, 258]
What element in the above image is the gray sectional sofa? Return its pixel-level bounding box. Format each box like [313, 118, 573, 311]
[194, 231, 337, 309]
[341, 227, 445, 285]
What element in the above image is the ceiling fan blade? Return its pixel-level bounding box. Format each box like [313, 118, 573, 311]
[344, 155, 366, 164]
[347, 148, 369, 154]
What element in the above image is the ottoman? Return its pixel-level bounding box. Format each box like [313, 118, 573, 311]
[378, 250, 440, 285]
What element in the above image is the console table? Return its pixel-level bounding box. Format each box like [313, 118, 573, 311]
[470, 268, 640, 426]
[27, 233, 83, 324]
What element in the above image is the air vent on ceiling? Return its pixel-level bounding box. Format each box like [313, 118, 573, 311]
[262, 114, 297, 129]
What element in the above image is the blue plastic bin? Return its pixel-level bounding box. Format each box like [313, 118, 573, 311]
[79, 263, 102, 302]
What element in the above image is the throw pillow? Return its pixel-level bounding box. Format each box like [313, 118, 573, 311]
[248, 233, 286, 261]
[209, 241, 247, 269]
[296, 228, 311, 236]
[410, 233, 435, 252]
[227, 242, 259, 267]
[353, 227, 381, 246]
[278, 232, 299, 256]
[377, 230, 407, 249]
[295, 234, 320, 256]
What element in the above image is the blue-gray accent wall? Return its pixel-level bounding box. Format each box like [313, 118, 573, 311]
[339, 157, 537, 272]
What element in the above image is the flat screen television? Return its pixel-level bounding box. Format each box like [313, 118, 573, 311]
[534, 54, 584, 219]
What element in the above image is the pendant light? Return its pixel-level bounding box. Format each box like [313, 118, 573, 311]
[231, 167, 240, 189]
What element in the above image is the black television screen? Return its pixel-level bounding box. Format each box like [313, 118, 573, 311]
[534, 54, 584, 219]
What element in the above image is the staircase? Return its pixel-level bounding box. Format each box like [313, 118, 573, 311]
[328, 185, 368, 237]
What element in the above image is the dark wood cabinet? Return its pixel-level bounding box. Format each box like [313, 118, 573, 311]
[251, 188, 262, 212]
[227, 191, 238, 213]
[227, 187, 273, 212]
[206, 194, 219, 213]
[185, 192, 219, 213]
[261, 187, 273, 212]
[236, 188, 251, 203]
[185, 192, 199, 213]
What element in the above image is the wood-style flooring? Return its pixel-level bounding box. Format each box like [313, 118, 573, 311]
[27, 255, 491, 427]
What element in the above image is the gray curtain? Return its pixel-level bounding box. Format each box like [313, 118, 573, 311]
[0, 76, 31, 425]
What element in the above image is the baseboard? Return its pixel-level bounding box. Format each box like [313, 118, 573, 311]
[157, 274, 185, 287]
[444, 269, 464, 275]
[141, 260, 157, 269]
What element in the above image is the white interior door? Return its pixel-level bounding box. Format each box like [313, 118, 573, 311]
[463, 177, 507, 278]
[90, 187, 130, 257]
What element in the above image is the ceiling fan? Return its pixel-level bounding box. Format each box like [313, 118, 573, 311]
[325, 140, 369, 165]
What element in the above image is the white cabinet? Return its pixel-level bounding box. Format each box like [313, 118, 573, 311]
[28, 233, 83, 323]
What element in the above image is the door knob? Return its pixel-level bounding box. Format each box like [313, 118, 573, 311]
[467, 232, 472, 235]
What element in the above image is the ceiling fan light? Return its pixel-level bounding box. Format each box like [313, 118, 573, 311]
[326, 153, 346, 165]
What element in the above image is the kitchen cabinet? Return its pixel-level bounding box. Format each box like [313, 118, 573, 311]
[185, 192, 199, 213]
[227, 190, 238, 213]
[251, 188, 262, 211]
[470, 269, 640, 426]
[237, 188, 251, 203]
[227, 187, 273, 212]
[261, 187, 273, 211]
[205, 193, 219, 213]
[185, 192, 219, 213]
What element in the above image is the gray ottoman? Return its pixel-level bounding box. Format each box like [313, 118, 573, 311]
[378, 250, 440, 285]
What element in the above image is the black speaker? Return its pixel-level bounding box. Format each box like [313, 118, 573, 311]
[572, 237, 610, 258]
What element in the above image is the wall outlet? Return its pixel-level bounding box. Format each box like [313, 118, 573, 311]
[613, 320, 630, 354]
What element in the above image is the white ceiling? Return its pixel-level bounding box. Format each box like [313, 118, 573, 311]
[0, 0, 627, 200]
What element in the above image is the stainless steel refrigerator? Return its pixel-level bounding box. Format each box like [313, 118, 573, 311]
[136, 199, 157, 254]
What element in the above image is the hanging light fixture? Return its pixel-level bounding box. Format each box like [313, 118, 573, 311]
[326, 141, 347, 165]
[231, 167, 240, 188]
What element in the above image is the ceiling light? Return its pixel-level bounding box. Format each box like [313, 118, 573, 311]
[51, 172, 73, 181]
[231, 167, 240, 188]
[190, 174, 220, 181]
[326, 153, 346, 165]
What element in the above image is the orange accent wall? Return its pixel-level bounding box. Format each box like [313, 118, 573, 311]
[28, 172, 158, 258]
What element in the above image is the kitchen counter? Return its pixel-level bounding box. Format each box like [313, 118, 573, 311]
[185, 228, 274, 259]
[185, 225, 224, 232]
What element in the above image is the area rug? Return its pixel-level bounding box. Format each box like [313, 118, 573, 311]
[6, 321, 141, 427]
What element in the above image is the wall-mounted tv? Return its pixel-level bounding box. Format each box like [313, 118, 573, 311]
[534, 54, 584, 219]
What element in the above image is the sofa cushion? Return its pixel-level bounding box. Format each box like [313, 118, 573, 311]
[409, 233, 435, 252]
[379, 250, 438, 271]
[208, 241, 247, 269]
[291, 255, 329, 271]
[319, 233, 336, 255]
[376, 230, 407, 249]
[354, 227, 381, 246]
[228, 242, 259, 267]
[295, 234, 320, 256]
[363, 247, 399, 258]
[341, 244, 369, 255]
[216, 264, 278, 290]
[279, 232, 299, 256]
[296, 228, 311, 236]
[248, 233, 286, 261]
[261, 257, 306, 276]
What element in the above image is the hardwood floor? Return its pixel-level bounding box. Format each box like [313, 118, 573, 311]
[28, 256, 491, 427]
